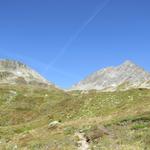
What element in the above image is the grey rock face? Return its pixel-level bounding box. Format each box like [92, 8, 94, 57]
[70, 60, 150, 91]
[0, 59, 52, 86]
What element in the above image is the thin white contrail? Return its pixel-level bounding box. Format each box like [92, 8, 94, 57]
[0, 0, 110, 80]
[44, 0, 111, 72]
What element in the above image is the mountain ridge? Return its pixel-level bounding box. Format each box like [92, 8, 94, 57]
[70, 60, 150, 91]
[0, 59, 53, 87]
[1, 59, 150, 91]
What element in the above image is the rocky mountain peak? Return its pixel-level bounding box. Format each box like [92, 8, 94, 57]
[70, 60, 150, 91]
[119, 60, 139, 69]
[122, 60, 135, 66]
[0, 59, 52, 86]
[0, 59, 27, 70]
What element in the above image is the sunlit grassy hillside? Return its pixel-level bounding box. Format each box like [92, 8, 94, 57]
[0, 85, 150, 149]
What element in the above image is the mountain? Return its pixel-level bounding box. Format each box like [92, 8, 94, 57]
[70, 60, 150, 91]
[0, 59, 150, 149]
[0, 59, 52, 86]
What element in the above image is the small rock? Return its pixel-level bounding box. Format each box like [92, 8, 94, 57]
[48, 121, 61, 128]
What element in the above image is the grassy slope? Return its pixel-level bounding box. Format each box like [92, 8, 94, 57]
[0, 85, 150, 149]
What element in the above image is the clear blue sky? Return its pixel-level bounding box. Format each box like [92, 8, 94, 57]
[0, 0, 150, 88]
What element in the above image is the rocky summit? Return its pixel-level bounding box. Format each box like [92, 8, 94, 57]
[0, 59, 52, 86]
[70, 60, 150, 91]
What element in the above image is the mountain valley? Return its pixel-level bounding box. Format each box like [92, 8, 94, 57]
[0, 59, 150, 150]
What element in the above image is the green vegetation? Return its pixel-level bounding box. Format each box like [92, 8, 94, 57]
[0, 85, 150, 149]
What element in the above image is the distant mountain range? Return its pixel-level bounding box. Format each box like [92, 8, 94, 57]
[70, 60, 150, 91]
[0, 59, 150, 91]
[0, 59, 52, 87]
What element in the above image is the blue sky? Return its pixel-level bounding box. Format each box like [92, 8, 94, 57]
[0, 0, 150, 88]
